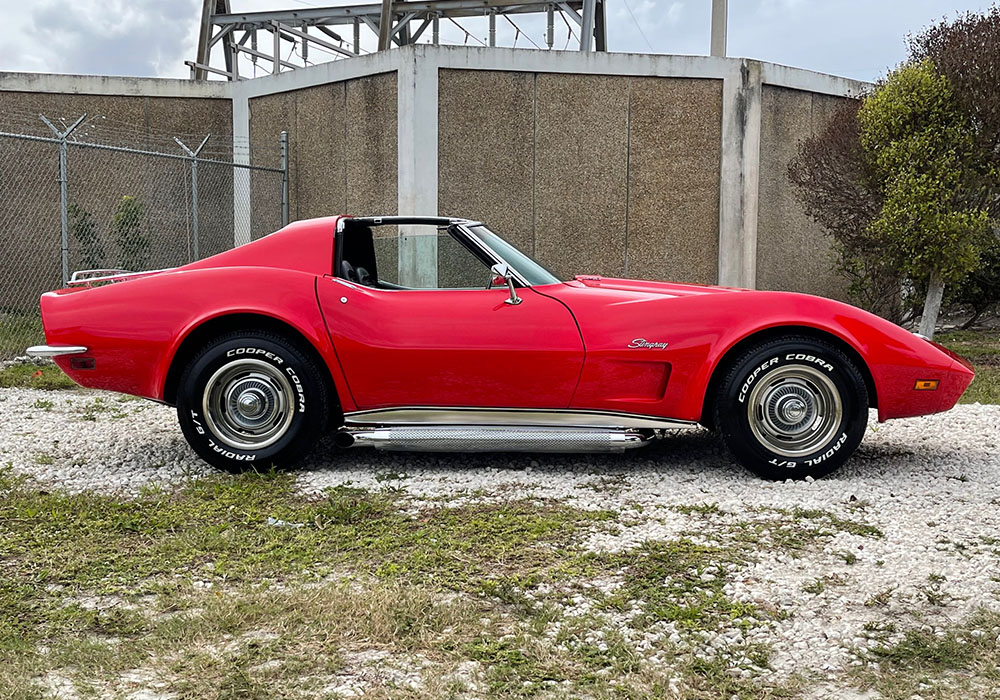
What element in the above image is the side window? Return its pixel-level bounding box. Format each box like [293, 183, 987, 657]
[372, 227, 400, 285]
[346, 224, 493, 289]
[437, 231, 490, 288]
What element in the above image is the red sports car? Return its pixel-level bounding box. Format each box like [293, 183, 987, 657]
[28, 216, 974, 479]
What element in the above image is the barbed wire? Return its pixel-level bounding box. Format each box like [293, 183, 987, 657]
[0, 106, 282, 164]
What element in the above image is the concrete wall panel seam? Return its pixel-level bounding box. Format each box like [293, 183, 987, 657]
[397, 51, 438, 286]
[718, 59, 762, 289]
[532, 72, 538, 257]
[623, 78, 632, 278]
[231, 82, 252, 246]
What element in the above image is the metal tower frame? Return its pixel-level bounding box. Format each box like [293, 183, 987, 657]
[190, 0, 607, 80]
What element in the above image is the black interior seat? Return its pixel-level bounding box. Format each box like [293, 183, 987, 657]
[341, 224, 378, 287]
[341, 259, 358, 282]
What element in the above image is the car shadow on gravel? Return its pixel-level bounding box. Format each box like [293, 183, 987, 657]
[290, 422, 988, 487]
[295, 427, 755, 480]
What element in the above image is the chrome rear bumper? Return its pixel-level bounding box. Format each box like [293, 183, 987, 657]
[25, 345, 88, 358]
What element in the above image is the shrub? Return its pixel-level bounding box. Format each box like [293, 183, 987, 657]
[111, 195, 149, 272]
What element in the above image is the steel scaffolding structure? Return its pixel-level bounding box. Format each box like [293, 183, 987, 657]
[189, 0, 608, 80]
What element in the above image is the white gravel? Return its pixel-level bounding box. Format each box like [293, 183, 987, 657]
[2, 385, 999, 689]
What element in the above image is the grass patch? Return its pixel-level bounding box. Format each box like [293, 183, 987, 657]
[0, 576, 487, 700]
[0, 362, 76, 390]
[786, 507, 884, 539]
[78, 396, 129, 421]
[0, 470, 638, 698]
[0, 311, 44, 361]
[601, 540, 758, 630]
[673, 502, 724, 516]
[717, 506, 884, 560]
[0, 470, 804, 698]
[0, 472, 616, 630]
[937, 329, 1000, 404]
[466, 621, 795, 700]
[937, 329, 1000, 360]
[802, 574, 847, 595]
[853, 609, 1000, 700]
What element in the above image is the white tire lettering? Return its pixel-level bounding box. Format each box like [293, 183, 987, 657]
[225, 348, 284, 365]
[803, 432, 847, 466]
[207, 439, 256, 462]
[785, 353, 834, 372]
[739, 357, 780, 403]
[768, 458, 798, 469]
[285, 366, 306, 413]
[190, 410, 205, 435]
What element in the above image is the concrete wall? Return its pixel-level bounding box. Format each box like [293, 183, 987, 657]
[756, 85, 850, 299]
[437, 70, 535, 256]
[437, 69, 723, 283]
[623, 77, 723, 284]
[303, 47, 861, 294]
[248, 71, 398, 225]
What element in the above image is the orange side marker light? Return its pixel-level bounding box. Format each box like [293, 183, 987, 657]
[914, 379, 939, 391]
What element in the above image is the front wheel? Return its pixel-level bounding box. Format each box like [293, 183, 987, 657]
[176, 331, 330, 472]
[713, 337, 869, 480]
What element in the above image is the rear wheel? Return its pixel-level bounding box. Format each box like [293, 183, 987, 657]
[713, 337, 868, 480]
[176, 331, 329, 472]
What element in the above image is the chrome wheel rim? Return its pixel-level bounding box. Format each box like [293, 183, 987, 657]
[746, 365, 842, 458]
[202, 359, 295, 450]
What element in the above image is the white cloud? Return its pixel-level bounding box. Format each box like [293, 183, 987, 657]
[0, 0, 996, 82]
[666, 1, 685, 27]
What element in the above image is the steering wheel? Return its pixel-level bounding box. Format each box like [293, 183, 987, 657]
[341, 260, 358, 282]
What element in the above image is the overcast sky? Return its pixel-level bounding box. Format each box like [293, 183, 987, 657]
[0, 0, 996, 82]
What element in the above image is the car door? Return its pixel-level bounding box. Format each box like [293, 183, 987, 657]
[317, 223, 584, 410]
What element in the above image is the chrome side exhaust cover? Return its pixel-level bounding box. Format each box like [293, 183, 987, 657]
[335, 426, 651, 453]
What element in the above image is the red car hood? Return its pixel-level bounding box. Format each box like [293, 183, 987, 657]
[567, 275, 746, 297]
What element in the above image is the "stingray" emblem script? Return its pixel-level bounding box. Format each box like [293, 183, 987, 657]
[628, 338, 669, 349]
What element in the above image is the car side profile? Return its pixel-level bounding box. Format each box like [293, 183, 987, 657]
[28, 215, 975, 479]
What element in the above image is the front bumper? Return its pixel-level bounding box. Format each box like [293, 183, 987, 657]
[25, 344, 88, 358]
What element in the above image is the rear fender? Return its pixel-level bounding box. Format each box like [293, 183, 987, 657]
[43, 266, 355, 411]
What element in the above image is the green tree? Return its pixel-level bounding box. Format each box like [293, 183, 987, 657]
[68, 202, 103, 269]
[910, 8, 1000, 326]
[950, 240, 1000, 328]
[857, 60, 990, 338]
[110, 195, 150, 272]
[909, 7, 1000, 220]
[790, 9, 1000, 332]
[788, 101, 912, 323]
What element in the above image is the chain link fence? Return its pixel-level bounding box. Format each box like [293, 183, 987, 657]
[0, 112, 287, 360]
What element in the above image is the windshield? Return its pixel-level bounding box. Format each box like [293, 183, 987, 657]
[464, 225, 561, 286]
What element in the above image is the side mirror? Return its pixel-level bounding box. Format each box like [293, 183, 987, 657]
[490, 263, 522, 306]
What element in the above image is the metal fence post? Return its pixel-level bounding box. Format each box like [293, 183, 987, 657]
[40, 113, 87, 287]
[280, 131, 289, 227]
[176, 135, 211, 261]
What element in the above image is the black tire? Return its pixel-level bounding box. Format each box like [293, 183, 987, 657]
[176, 330, 330, 472]
[713, 336, 868, 480]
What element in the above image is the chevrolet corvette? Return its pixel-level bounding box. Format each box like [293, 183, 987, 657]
[27, 216, 975, 479]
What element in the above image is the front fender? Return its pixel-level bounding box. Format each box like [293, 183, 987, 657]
[686, 292, 972, 422]
[544, 283, 971, 422]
